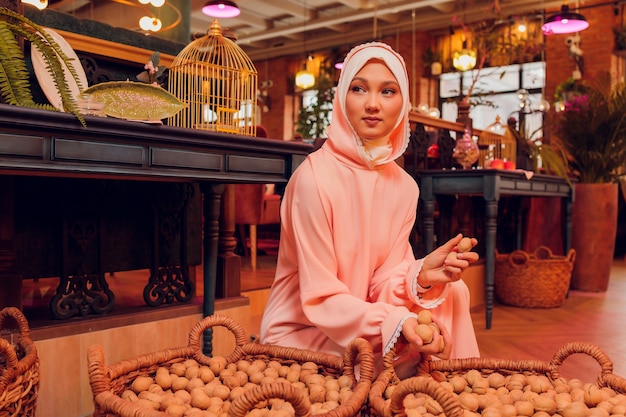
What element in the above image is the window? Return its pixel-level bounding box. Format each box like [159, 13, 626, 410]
[439, 62, 546, 137]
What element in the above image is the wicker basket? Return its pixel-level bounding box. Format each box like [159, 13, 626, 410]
[368, 342, 626, 417]
[369, 349, 463, 417]
[0, 307, 40, 417]
[88, 314, 374, 417]
[495, 246, 576, 308]
[372, 342, 626, 417]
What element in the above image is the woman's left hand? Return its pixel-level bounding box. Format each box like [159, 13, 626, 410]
[401, 316, 452, 359]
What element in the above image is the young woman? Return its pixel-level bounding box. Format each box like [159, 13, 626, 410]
[260, 42, 480, 376]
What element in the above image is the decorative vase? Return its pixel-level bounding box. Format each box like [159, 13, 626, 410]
[452, 128, 479, 169]
[569, 182, 619, 292]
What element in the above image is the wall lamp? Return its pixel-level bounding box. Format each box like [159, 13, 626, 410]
[202, 0, 240, 18]
[542, 3, 589, 35]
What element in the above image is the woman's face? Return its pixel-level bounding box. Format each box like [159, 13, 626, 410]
[345, 59, 403, 142]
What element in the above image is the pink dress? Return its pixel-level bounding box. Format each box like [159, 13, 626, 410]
[259, 42, 479, 372]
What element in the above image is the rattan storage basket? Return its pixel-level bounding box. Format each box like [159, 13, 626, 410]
[0, 307, 40, 417]
[417, 342, 626, 411]
[369, 349, 463, 417]
[88, 314, 374, 417]
[370, 342, 626, 417]
[495, 246, 576, 308]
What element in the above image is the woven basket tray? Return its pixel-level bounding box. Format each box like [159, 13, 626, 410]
[370, 342, 626, 417]
[0, 307, 40, 417]
[369, 344, 465, 417]
[88, 314, 374, 417]
[416, 342, 626, 417]
[495, 246, 576, 308]
[369, 356, 463, 417]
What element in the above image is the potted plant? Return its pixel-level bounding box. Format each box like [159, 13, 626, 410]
[422, 46, 442, 76]
[552, 72, 626, 291]
[295, 57, 335, 140]
[554, 77, 588, 105]
[613, 24, 626, 52]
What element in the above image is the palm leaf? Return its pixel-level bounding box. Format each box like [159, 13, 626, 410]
[555, 73, 626, 183]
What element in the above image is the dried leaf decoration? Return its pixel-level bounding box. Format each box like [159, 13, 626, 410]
[82, 81, 186, 121]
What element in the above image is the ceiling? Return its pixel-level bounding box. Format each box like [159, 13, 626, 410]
[48, 0, 565, 61]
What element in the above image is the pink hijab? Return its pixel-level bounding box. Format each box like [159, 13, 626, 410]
[324, 42, 412, 169]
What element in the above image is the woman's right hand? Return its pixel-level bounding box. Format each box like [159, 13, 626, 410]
[418, 234, 479, 288]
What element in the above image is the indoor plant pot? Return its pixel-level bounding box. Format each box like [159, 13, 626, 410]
[570, 183, 619, 291]
[553, 73, 626, 291]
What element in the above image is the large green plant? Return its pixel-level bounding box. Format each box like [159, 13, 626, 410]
[0, 7, 84, 126]
[507, 116, 570, 182]
[554, 73, 626, 184]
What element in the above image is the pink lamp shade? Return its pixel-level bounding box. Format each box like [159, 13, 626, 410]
[202, 0, 240, 18]
[542, 4, 589, 35]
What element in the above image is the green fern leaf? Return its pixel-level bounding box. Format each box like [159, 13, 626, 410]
[0, 21, 37, 106]
[0, 7, 85, 126]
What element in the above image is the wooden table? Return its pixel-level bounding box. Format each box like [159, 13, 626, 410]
[0, 104, 311, 332]
[418, 169, 573, 329]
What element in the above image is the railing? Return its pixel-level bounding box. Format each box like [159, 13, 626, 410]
[406, 111, 504, 174]
[409, 111, 484, 136]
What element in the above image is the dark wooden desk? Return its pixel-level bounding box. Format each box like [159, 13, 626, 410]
[418, 169, 573, 329]
[0, 105, 312, 326]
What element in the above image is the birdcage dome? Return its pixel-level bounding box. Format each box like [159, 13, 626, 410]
[168, 19, 258, 136]
[479, 115, 516, 167]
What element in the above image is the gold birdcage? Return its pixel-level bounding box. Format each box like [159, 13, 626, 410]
[167, 19, 258, 136]
[478, 115, 517, 167]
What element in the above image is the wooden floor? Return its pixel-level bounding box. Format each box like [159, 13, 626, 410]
[473, 259, 626, 383]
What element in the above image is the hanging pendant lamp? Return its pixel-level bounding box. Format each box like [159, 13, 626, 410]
[452, 40, 477, 72]
[202, 0, 240, 18]
[295, 56, 315, 90]
[295, 70, 315, 90]
[542, 3, 589, 35]
[294, 0, 315, 90]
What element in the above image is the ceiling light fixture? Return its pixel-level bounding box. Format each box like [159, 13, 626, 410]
[294, 0, 315, 90]
[202, 0, 240, 18]
[452, 41, 477, 72]
[139, 0, 165, 7]
[21, 0, 48, 10]
[295, 56, 315, 90]
[295, 68, 315, 90]
[542, 3, 589, 35]
[139, 16, 162, 32]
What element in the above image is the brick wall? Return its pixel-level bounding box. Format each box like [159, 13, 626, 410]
[544, 0, 618, 102]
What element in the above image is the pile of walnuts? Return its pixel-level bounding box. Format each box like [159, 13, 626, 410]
[382, 369, 626, 417]
[121, 356, 356, 417]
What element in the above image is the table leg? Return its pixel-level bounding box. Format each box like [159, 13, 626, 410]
[484, 199, 498, 329]
[423, 198, 435, 254]
[0, 176, 21, 310]
[200, 183, 224, 356]
[563, 194, 573, 253]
